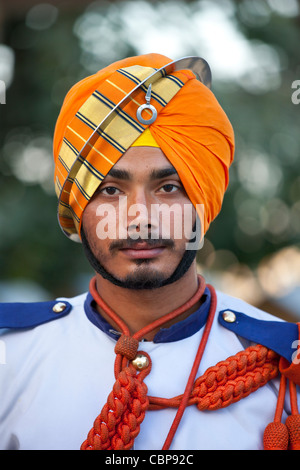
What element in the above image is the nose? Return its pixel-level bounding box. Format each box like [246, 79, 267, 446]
[126, 188, 158, 239]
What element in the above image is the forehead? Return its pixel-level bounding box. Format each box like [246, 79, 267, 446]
[109, 146, 175, 174]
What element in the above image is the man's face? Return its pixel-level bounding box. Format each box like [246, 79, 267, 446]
[82, 146, 197, 287]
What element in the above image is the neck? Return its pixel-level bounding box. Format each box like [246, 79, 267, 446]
[94, 262, 202, 340]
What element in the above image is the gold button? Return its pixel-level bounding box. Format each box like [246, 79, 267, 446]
[222, 310, 236, 323]
[52, 302, 67, 314]
[132, 353, 149, 371]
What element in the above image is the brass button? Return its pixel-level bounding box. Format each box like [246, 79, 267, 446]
[132, 353, 149, 371]
[222, 310, 236, 323]
[52, 302, 67, 314]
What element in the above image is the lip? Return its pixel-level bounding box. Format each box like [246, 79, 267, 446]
[120, 243, 166, 259]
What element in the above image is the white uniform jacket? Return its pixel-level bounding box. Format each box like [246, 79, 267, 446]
[0, 285, 299, 450]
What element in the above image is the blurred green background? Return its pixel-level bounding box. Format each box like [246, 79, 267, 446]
[0, 0, 299, 319]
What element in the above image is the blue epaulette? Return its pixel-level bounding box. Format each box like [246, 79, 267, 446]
[0, 300, 72, 329]
[218, 309, 299, 363]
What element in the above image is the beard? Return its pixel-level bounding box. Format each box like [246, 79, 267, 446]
[80, 225, 198, 290]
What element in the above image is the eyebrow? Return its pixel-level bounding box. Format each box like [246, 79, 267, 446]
[106, 168, 131, 180]
[150, 167, 178, 180]
[106, 166, 178, 181]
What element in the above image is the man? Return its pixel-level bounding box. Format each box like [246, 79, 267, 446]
[1, 53, 300, 451]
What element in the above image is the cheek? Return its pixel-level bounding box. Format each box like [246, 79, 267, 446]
[85, 199, 132, 243]
[94, 203, 120, 242]
[153, 203, 195, 240]
[82, 203, 98, 234]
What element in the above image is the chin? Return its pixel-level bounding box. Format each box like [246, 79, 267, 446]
[121, 274, 169, 290]
[114, 263, 172, 290]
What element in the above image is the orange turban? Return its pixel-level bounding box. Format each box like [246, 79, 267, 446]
[53, 53, 234, 241]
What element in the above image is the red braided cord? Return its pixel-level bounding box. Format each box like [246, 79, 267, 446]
[81, 343, 280, 449]
[81, 276, 282, 450]
[81, 362, 150, 450]
[148, 345, 279, 411]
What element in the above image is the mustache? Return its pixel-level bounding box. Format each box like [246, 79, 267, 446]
[109, 236, 175, 252]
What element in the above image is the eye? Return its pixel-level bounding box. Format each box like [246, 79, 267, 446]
[159, 183, 179, 193]
[100, 186, 121, 196]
